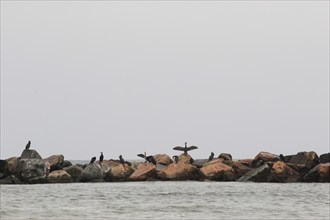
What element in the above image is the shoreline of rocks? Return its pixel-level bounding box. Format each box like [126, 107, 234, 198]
[0, 149, 329, 184]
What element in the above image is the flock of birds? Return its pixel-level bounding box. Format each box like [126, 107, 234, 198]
[24, 141, 218, 166]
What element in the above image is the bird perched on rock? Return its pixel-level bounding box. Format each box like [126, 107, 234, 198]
[99, 152, 104, 163]
[208, 152, 214, 161]
[90, 157, 96, 164]
[172, 155, 179, 164]
[137, 152, 157, 165]
[119, 155, 132, 166]
[279, 154, 285, 162]
[173, 142, 198, 154]
[25, 141, 31, 150]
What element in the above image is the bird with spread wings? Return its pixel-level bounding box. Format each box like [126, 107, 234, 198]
[173, 142, 198, 154]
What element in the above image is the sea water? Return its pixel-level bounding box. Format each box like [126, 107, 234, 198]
[1, 182, 329, 220]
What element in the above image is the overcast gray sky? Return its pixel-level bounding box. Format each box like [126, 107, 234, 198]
[1, 1, 329, 160]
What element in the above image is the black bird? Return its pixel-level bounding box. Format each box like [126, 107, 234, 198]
[208, 152, 214, 161]
[137, 152, 157, 165]
[172, 155, 179, 164]
[25, 141, 31, 150]
[90, 157, 96, 164]
[99, 152, 104, 163]
[173, 142, 198, 154]
[279, 154, 285, 162]
[119, 155, 132, 166]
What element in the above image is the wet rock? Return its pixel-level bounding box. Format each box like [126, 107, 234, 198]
[200, 159, 235, 181]
[47, 170, 73, 183]
[63, 165, 83, 182]
[158, 162, 200, 180]
[232, 162, 253, 179]
[153, 154, 173, 165]
[0, 160, 7, 174]
[80, 163, 104, 182]
[320, 153, 330, 163]
[20, 149, 42, 159]
[0, 175, 23, 184]
[237, 164, 270, 182]
[105, 163, 134, 182]
[44, 155, 64, 172]
[129, 163, 157, 181]
[218, 153, 232, 161]
[267, 161, 301, 183]
[178, 153, 194, 164]
[303, 163, 330, 182]
[288, 151, 319, 169]
[17, 159, 50, 183]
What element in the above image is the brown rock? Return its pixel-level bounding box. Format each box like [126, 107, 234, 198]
[158, 162, 199, 180]
[237, 159, 253, 168]
[129, 163, 157, 181]
[303, 163, 330, 182]
[47, 170, 73, 183]
[289, 151, 319, 169]
[6, 157, 18, 174]
[44, 155, 64, 171]
[232, 162, 253, 178]
[267, 161, 301, 182]
[153, 154, 173, 165]
[106, 163, 134, 181]
[178, 153, 194, 164]
[200, 159, 235, 181]
[253, 151, 280, 163]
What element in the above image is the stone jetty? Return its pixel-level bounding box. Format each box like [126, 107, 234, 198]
[0, 149, 329, 184]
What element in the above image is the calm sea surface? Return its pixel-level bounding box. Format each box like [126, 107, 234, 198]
[0, 182, 329, 220]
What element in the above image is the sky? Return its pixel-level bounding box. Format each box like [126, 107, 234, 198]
[0, 1, 329, 160]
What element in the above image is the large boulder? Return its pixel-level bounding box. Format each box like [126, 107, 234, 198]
[200, 159, 235, 181]
[158, 162, 199, 180]
[288, 151, 319, 169]
[129, 163, 157, 181]
[47, 170, 73, 183]
[80, 164, 104, 182]
[232, 161, 253, 179]
[218, 153, 232, 161]
[267, 161, 301, 183]
[237, 159, 254, 168]
[105, 163, 134, 182]
[63, 165, 83, 182]
[303, 163, 330, 182]
[17, 159, 50, 183]
[237, 164, 270, 182]
[20, 149, 42, 159]
[44, 155, 64, 172]
[252, 152, 280, 167]
[178, 153, 194, 164]
[153, 154, 173, 166]
[320, 153, 330, 163]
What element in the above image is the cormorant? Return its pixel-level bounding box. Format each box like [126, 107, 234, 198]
[172, 155, 179, 164]
[173, 142, 198, 154]
[25, 141, 31, 150]
[208, 152, 214, 161]
[119, 155, 132, 166]
[99, 152, 104, 163]
[90, 157, 96, 164]
[279, 154, 285, 162]
[137, 152, 157, 165]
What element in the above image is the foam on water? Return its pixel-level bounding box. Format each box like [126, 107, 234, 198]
[1, 182, 329, 219]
